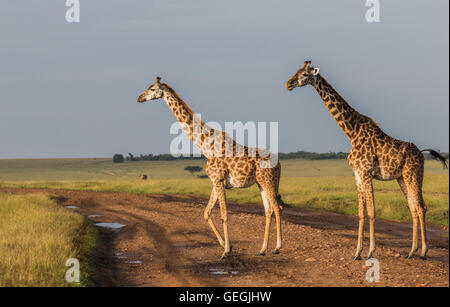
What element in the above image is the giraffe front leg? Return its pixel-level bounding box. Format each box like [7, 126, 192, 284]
[215, 183, 232, 259]
[364, 179, 376, 259]
[203, 188, 224, 248]
[353, 185, 365, 260]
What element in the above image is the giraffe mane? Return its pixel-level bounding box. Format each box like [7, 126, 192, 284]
[361, 114, 379, 127]
[162, 83, 194, 116]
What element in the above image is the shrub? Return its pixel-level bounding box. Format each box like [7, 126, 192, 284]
[113, 154, 124, 163]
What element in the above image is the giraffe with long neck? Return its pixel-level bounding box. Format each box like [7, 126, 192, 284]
[137, 77, 284, 258]
[285, 61, 447, 260]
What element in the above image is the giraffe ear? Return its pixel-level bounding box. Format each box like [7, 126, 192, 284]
[312, 67, 320, 75]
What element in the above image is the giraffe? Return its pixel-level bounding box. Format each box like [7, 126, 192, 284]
[137, 77, 285, 258]
[285, 61, 448, 260]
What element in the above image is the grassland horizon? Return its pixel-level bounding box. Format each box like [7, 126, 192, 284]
[0, 158, 448, 226]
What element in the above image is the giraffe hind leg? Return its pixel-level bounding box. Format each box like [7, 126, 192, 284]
[268, 190, 282, 254]
[257, 186, 273, 256]
[397, 177, 419, 259]
[403, 168, 428, 260]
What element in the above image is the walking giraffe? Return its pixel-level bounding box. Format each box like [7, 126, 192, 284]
[137, 77, 284, 258]
[285, 61, 447, 260]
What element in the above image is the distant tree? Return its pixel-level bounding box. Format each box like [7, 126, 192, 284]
[126, 153, 139, 161]
[113, 154, 124, 163]
[184, 166, 202, 175]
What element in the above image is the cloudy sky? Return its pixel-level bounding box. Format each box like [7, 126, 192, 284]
[0, 0, 448, 158]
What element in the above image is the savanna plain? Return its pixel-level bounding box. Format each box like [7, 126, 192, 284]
[0, 158, 448, 286]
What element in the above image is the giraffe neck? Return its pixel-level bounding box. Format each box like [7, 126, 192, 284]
[162, 86, 216, 157]
[311, 75, 362, 141]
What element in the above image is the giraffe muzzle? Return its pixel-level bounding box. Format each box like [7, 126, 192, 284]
[137, 94, 146, 103]
[285, 82, 294, 91]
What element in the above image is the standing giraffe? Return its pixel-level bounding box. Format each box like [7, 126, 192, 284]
[285, 61, 447, 260]
[137, 77, 284, 258]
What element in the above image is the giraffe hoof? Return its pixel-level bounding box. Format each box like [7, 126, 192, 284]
[420, 256, 427, 260]
[257, 252, 266, 256]
[272, 249, 280, 255]
[353, 256, 362, 261]
[366, 252, 375, 259]
[220, 246, 232, 259]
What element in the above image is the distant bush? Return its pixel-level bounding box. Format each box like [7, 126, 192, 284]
[126, 153, 205, 161]
[113, 154, 124, 163]
[278, 151, 348, 160]
[184, 166, 202, 175]
[124, 151, 350, 161]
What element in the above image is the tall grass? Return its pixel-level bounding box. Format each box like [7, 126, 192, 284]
[0, 193, 97, 287]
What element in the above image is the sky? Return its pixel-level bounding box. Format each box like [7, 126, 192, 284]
[0, 0, 448, 158]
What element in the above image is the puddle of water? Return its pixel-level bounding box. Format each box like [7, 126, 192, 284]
[95, 222, 126, 229]
[126, 260, 142, 264]
[114, 252, 127, 259]
[65, 206, 79, 209]
[88, 214, 102, 218]
[208, 268, 238, 276]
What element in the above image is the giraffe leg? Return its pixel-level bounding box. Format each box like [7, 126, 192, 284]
[215, 183, 231, 259]
[257, 186, 273, 256]
[362, 177, 376, 259]
[353, 184, 366, 260]
[403, 167, 428, 260]
[397, 177, 418, 259]
[418, 205, 428, 259]
[413, 186, 428, 259]
[203, 188, 224, 248]
[266, 191, 282, 254]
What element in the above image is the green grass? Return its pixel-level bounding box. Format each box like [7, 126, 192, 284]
[0, 193, 97, 287]
[0, 157, 447, 180]
[0, 158, 448, 226]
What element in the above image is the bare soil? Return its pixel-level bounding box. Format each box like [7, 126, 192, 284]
[1, 188, 448, 287]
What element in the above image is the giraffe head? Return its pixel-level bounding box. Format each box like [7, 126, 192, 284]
[285, 61, 320, 91]
[137, 77, 166, 103]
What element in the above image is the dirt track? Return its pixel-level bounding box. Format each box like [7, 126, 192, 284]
[1, 188, 448, 287]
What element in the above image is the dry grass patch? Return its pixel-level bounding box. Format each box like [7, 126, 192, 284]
[0, 193, 97, 287]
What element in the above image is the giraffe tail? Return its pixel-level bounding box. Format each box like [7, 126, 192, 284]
[421, 149, 448, 169]
[277, 194, 290, 209]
